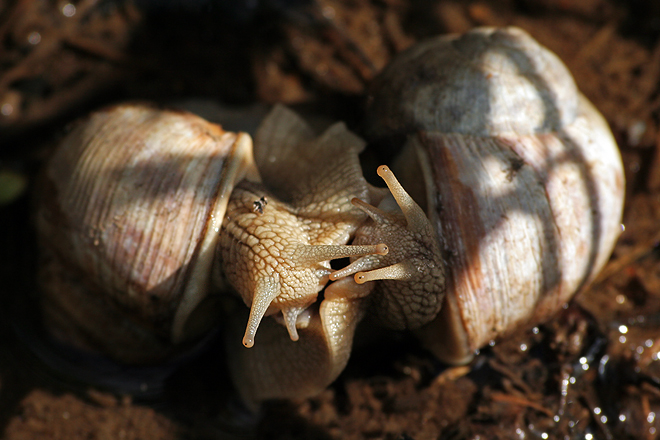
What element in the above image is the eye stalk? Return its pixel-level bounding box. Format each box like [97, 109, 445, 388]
[330, 165, 447, 330]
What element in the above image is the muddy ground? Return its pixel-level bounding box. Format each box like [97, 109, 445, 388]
[2, 0, 660, 439]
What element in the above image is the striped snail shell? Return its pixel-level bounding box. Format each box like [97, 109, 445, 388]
[360, 26, 625, 364]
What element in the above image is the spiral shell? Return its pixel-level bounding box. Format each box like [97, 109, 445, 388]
[364, 27, 625, 363]
[36, 103, 257, 363]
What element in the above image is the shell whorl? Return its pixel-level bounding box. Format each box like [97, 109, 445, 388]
[366, 26, 578, 138]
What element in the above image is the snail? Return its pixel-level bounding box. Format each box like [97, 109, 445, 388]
[35, 104, 262, 365]
[35, 102, 429, 404]
[34, 25, 625, 407]
[361, 26, 625, 364]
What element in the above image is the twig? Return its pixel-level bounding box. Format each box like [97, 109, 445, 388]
[489, 392, 554, 417]
[593, 228, 660, 285]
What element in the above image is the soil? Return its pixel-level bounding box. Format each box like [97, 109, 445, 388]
[2, 0, 660, 439]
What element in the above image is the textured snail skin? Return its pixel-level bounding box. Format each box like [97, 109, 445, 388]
[364, 27, 625, 364]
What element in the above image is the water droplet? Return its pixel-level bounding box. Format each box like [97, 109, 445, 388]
[594, 407, 602, 415]
[520, 343, 527, 352]
[616, 294, 626, 304]
[619, 335, 627, 344]
[321, 5, 335, 19]
[628, 120, 646, 146]
[27, 31, 41, 45]
[619, 325, 628, 334]
[62, 3, 76, 17]
[646, 339, 654, 348]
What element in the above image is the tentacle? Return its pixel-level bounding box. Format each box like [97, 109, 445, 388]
[354, 260, 417, 284]
[243, 276, 280, 348]
[351, 197, 393, 224]
[292, 243, 388, 266]
[376, 165, 430, 233]
[281, 306, 306, 341]
[329, 255, 383, 281]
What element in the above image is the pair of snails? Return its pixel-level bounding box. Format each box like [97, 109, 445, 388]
[35, 27, 624, 405]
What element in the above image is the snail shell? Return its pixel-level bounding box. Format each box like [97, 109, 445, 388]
[36, 104, 259, 363]
[363, 26, 625, 364]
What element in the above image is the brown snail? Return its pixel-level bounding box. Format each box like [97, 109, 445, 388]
[362, 26, 625, 364]
[35, 102, 427, 403]
[36, 104, 260, 365]
[34, 26, 624, 407]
